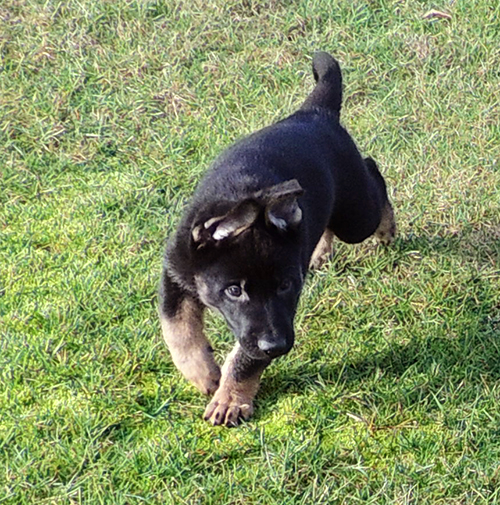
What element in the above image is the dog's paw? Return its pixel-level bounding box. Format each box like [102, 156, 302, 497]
[309, 252, 330, 270]
[375, 225, 396, 246]
[188, 361, 221, 396]
[203, 390, 254, 427]
[309, 229, 335, 270]
[375, 203, 396, 246]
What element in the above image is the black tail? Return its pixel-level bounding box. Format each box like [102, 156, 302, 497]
[300, 52, 342, 114]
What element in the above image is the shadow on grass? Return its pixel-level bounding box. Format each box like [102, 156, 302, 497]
[259, 231, 500, 417]
[398, 227, 500, 265]
[261, 319, 500, 405]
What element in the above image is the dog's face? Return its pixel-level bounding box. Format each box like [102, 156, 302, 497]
[190, 180, 305, 361]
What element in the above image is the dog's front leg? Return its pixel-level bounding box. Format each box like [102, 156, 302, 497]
[204, 343, 270, 427]
[159, 270, 221, 395]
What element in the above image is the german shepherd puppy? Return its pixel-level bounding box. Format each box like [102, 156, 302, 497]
[159, 52, 396, 426]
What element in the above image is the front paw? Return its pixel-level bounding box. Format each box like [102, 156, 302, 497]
[187, 360, 221, 396]
[203, 390, 254, 427]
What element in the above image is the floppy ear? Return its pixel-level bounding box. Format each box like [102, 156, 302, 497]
[257, 179, 304, 231]
[191, 200, 260, 247]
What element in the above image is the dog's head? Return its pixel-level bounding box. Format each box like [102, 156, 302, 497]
[190, 180, 305, 361]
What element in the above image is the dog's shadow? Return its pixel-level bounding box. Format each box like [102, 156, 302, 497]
[258, 230, 500, 418]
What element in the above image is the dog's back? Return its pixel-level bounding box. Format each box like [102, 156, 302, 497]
[187, 52, 388, 254]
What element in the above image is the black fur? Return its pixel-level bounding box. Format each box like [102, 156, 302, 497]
[160, 52, 394, 376]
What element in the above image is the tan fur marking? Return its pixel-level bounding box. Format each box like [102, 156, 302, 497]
[309, 228, 335, 269]
[160, 298, 220, 395]
[375, 201, 397, 245]
[194, 276, 217, 309]
[203, 344, 262, 426]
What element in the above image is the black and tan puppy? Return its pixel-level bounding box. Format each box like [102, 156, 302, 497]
[159, 52, 395, 426]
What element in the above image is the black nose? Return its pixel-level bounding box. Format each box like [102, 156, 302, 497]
[257, 337, 291, 359]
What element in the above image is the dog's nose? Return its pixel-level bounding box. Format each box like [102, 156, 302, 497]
[257, 337, 290, 359]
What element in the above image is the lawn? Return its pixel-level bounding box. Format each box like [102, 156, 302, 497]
[1, 0, 500, 503]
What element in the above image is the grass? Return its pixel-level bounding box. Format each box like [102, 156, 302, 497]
[1, 0, 499, 503]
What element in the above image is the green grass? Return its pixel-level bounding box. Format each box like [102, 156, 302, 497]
[1, 0, 500, 503]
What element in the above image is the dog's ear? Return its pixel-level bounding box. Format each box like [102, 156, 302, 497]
[257, 179, 303, 231]
[192, 200, 260, 246]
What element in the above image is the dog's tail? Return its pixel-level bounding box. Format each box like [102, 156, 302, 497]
[300, 52, 342, 114]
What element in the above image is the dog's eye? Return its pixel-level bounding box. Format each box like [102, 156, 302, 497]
[225, 284, 242, 298]
[278, 278, 292, 294]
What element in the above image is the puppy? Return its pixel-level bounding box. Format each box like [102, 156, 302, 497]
[159, 52, 395, 426]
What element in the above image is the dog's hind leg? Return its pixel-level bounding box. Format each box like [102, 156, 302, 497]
[375, 201, 396, 245]
[159, 271, 221, 395]
[364, 157, 396, 246]
[204, 344, 270, 427]
[309, 228, 335, 269]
